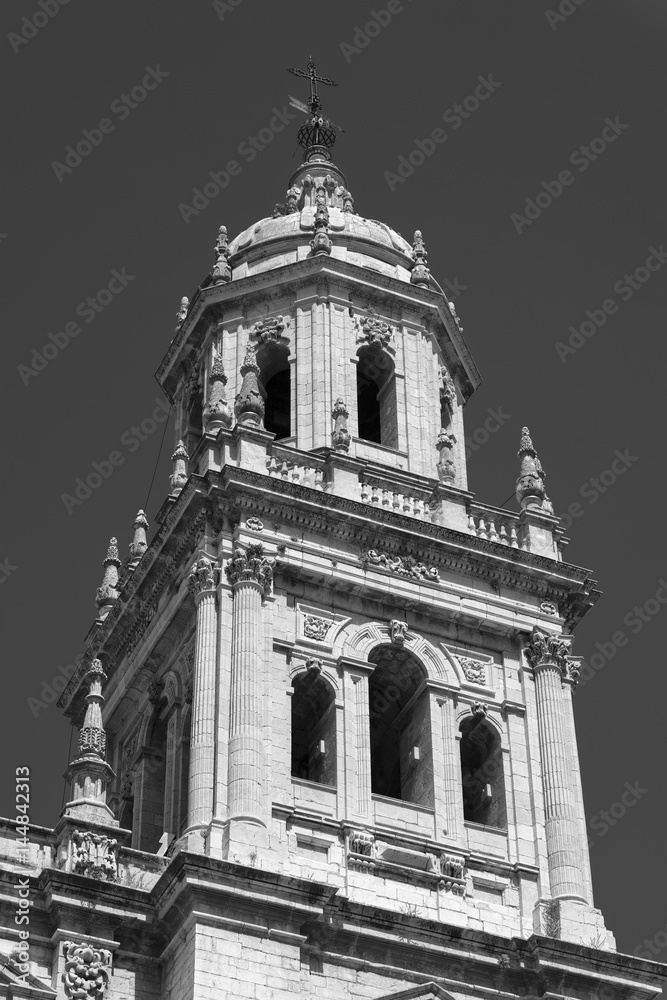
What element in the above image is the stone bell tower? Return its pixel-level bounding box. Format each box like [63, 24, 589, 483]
[1, 59, 663, 1000]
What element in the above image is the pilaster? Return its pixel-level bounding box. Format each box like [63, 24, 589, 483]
[339, 657, 374, 823]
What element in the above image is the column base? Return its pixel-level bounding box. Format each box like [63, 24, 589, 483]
[533, 898, 616, 950]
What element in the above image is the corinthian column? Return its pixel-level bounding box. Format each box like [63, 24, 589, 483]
[225, 544, 273, 852]
[185, 554, 220, 841]
[525, 629, 586, 900]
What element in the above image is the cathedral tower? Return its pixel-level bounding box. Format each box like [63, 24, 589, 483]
[0, 61, 663, 1000]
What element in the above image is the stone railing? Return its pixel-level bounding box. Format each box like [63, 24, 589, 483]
[467, 503, 524, 549]
[266, 448, 326, 490]
[359, 476, 432, 521]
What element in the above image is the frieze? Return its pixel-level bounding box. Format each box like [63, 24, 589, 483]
[302, 614, 332, 642]
[459, 656, 487, 685]
[362, 549, 440, 582]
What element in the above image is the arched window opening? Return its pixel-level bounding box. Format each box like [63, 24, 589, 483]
[356, 349, 398, 449]
[264, 368, 291, 439]
[291, 672, 336, 786]
[137, 710, 168, 853]
[459, 715, 506, 828]
[119, 789, 134, 840]
[178, 707, 191, 836]
[368, 646, 433, 807]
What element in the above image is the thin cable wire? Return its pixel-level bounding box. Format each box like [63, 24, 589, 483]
[143, 403, 173, 512]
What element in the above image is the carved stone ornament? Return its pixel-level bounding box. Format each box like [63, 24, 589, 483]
[78, 660, 108, 759]
[524, 628, 572, 674]
[564, 658, 580, 683]
[332, 397, 351, 452]
[410, 229, 431, 287]
[540, 600, 558, 616]
[203, 349, 233, 431]
[363, 549, 440, 582]
[440, 853, 465, 881]
[95, 538, 121, 612]
[459, 657, 487, 685]
[252, 315, 288, 346]
[305, 656, 323, 673]
[389, 619, 409, 646]
[129, 510, 149, 563]
[175, 295, 189, 331]
[447, 298, 463, 333]
[211, 224, 232, 284]
[188, 554, 221, 597]
[234, 344, 265, 423]
[170, 439, 189, 494]
[225, 543, 274, 595]
[246, 516, 264, 532]
[62, 941, 112, 1000]
[516, 426, 546, 508]
[302, 615, 332, 641]
[356, 309, 392, 349]
[440, 366, 456, 409]
[471, 702, 488, 720]
[310, 201, 332, 255]
[71, 830, 118, 881]
[436, 430, 457, 483]
[349, 830, 375, 856]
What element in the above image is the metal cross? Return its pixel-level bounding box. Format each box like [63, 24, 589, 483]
[287, 56, 338, 114]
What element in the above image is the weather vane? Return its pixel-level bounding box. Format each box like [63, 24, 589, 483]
[287, 56, 344, 154]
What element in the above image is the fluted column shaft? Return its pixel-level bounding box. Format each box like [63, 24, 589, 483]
[528, 630, 586, 900]
[186, 557, 220, 834]
[436, 694, 464, 841]
[228, 578, 265, 825]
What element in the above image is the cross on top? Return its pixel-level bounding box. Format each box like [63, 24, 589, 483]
[287, 56, 338, 114]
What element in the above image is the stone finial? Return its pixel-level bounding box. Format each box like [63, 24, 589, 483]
[176, 296, 189, 331]
[516, 426, 546, 508]
[310, 201, 332, 256]
[128, 510, 148, 565]
[62, 940, 112, 1000]
[410, 230, 431, 287]
[95, 539, 121, 617]
[436, 430, 457, 483]
[78, 660, 108, 759]
[203, 349, 233, 431]
[332, 398, 351, 452]
[212, 225, 232, 284]
[234, 345, 265, 425]
[225, 543, 274, 595]
[440, 366, 456, 410]
[170, 440, 189, 494]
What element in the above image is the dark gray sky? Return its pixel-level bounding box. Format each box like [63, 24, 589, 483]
[1, 0, 665, 959]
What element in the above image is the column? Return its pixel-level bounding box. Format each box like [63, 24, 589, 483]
[525, 629, 586, 900]
[340, 658, 374, 822]
[225, 544, 273, 850]
[435, 692, 464, 843]
[184, 554, 220, 840]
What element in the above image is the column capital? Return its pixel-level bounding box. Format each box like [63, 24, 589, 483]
[524, 628, 573, 676]
[225, 543, 273, 595]
[188, 553, 221, 599]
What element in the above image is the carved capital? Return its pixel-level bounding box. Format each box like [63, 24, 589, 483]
[225, 543, 274, 595]
[62, 941, 112, 1000]
[187, 554, 220, 597]
[525, 628, 573, 673]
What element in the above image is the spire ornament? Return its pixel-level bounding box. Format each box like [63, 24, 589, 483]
[203, 349, 233, 431]
[310, 200, 332, 255]
[410, 230, 431, 287]
[234, 344, 265, 425]
[332, 398, 351, 452]
[516, 426, 547, 508]
[170, 440, 189, 494]
[95, 539, 121, 617]
[78, 660, 108, 759]
[211, 225, 232, 284]
[176, 296, 189, 331]
[128, 510, 148, 565]
[287, 57, 343, 161]
[436, 430, 457, 483]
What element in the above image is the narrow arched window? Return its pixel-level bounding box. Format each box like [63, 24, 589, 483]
[178, 707, 191, 836]
[368, 646, 433, 807]
[356, 348, 398, 448]
[259, 344, 291, 439]
[137, 710, 168, 852]
[459, 714, 506, 828]
[291, 671, 336, 786]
